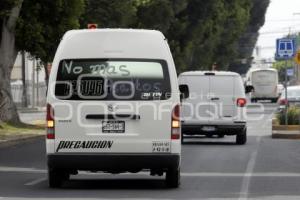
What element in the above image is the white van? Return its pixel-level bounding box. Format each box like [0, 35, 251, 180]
[46, 29, 181, 188]
[246, 68, 279, 102]
[178, 71, 248, 144]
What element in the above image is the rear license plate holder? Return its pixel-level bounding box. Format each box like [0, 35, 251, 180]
[202, 126, 216, 132]
[102, 121, 125, 133]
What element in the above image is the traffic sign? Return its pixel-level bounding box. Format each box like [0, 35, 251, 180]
[87, 23, 98, 29]
[294, 50, 300, 64]
[275, 38, 296, 60]
[286, 68, 294, 76]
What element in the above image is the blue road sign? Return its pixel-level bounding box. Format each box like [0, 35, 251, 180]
[287, 68, 294, 76]
[275, 38, 297, 60]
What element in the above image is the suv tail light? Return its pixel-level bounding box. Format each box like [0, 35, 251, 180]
[237, 98, 247, 107]
[47, 104, 55, 139]
[279, 99, 288, 105]
[171, 104, 180, 140]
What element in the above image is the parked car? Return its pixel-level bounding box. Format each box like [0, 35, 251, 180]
[46, 29, 181, 188]
[178, 71, 250, 145]
[278, 85, 300, 111]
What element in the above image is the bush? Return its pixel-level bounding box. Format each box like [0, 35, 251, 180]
[277, 106, 300, 125]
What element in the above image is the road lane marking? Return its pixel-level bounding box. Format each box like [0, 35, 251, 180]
[181, 172, 300, 177]
[239, 136, 262, 200]
[2, 166, 300, 178]
[24, 177, 47, 186]
[0, 166, 45, 173]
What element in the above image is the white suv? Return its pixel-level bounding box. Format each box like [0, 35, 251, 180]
[46, 29, 181, 188]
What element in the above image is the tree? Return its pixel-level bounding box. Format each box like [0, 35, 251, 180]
[80, 0, 269, 73]
[80, 0, 137, 28]
[0, 0, 84, 124]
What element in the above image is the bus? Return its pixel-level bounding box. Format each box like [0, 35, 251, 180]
[246, 68, 279, 102]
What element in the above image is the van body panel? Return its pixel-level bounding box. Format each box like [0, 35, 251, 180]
[46, 29, 181, 175]
[179, 71, 246, 135]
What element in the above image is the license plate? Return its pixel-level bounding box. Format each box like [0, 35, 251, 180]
[202, 126, 216, 132]
[102, 121, 125, 133]
[152, 141, 170, 153]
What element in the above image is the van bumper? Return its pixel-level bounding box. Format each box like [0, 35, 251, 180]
[47, 153, 180, 172]
[182, 124, 246, 136]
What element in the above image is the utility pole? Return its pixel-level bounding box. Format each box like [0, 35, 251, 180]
[31, 58, 36, 108]
[284, 60, 288, 125]
[21, 51, 28, 108]
[36, 63, 39, 107]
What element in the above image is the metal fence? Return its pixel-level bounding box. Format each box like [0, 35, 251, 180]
[11, 82, 47, 108]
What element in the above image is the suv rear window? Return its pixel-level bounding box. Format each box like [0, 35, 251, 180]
[55, 59, 171, 100]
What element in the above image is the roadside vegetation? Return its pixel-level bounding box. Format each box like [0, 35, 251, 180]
[277, 106, 300, 125]
[0, 122, 44, 140]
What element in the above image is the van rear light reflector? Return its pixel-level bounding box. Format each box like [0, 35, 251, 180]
[172, 120, 180, 128]
[47, 132, 55, 139]
[46, 104, 55, 139]
[237, 98, 247, 107]
[171, 104, 180, 140]
[47, 120, 54, 128]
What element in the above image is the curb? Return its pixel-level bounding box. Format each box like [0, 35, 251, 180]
[0, 135, 44, 148]
[272, 130, 300, 139]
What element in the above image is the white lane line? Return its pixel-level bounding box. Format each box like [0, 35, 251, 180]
[80, 171, 300, 177]
[181, 172, 300, 177]
[0, 166, 45, 173]
[24, 177, 47, 186]
[239, 136, 262, 200]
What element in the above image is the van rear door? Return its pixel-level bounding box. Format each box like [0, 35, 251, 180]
[53, 59, 173, 154]
[180, 75, 210, 124]
[208, 75, 235, 124]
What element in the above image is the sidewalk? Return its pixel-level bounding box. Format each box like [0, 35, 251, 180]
[0, 111, 45, 148]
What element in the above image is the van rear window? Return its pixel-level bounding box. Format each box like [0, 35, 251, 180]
[54, 59, 171, 100]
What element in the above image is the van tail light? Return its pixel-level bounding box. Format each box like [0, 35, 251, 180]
[171, 104, 180, 140]
[47, 104, 55, 139]
[237, 98, 247, 107]
[279, 99, 288, 105]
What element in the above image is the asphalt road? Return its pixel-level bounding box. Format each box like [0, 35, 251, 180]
[2, 104, 300, 199]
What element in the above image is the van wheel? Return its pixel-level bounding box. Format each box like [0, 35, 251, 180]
[165, 168, 180, 188]
[236, 129, 247, 145]
[48, 168, 69, 188]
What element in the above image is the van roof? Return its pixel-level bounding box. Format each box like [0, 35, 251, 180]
[179, 71, 240, 76]
[55, 29, 168, 60]
[248, 68, 278, 73]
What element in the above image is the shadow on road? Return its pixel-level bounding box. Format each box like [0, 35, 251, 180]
[62, 178, 168, 190]
[182, 135, 238, 145]
[182, 141, 237, 145]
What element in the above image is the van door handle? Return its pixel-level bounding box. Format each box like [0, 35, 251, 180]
[210, 97, 220, 101]
[86, 114, 140, 120]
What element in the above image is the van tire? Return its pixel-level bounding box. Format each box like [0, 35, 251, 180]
[236, 129, 247, 145]
[48, 168, 68, 188]
[165, 168, 180, 188]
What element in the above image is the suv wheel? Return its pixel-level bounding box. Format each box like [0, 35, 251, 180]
[236, 128, 247, 145]
[165, 168, 180, 188]
[48, 168, 69, 188]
